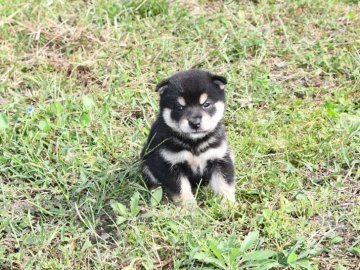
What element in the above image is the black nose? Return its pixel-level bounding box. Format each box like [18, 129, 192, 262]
[188, 117, 201, 129]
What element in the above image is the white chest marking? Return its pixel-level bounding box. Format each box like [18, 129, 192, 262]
[160, 141, 228, 174]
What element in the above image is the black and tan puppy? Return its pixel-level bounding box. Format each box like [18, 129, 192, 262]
[141, 69, 235, 206]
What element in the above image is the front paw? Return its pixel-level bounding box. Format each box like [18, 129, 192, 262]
[174, 197, 198, 209]
[221, 196, 237, 208]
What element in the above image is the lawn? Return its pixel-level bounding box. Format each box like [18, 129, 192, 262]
[0, 0, 359, 269]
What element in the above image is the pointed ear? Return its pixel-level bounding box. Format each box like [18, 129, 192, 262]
[155, 79, 169, 94]
[212, 75, 227, 90]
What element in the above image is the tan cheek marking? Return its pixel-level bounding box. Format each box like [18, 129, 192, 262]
[199, 93, 208, 104]
[177, 96, 186, 106]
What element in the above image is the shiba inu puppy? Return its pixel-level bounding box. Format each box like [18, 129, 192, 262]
[141, 69, 235, 206]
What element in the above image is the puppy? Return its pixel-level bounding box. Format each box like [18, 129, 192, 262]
[141, 69, 235, 206]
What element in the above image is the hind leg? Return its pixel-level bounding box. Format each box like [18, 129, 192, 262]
[142, 165, 161, 189]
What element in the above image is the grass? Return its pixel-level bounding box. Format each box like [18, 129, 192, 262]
[0, 0, 359, 269]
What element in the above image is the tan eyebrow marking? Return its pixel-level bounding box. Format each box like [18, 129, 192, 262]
[177, 96, 186, 106]
[199, 93, 208, 104]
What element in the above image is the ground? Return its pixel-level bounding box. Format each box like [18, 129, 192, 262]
[0, 0, 359, 269]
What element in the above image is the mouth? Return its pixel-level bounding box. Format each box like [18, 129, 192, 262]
[188, 130, 208, 135]
[184, 130, 209, 139]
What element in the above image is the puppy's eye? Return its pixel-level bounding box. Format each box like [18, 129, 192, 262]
[202, 102, 212, 108]
[176, 105, 185, 111]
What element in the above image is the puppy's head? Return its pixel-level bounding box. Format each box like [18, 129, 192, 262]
[156, 69, 227, 140]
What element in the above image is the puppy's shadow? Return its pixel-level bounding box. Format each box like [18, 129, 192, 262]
[88, 165, 147, 244]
